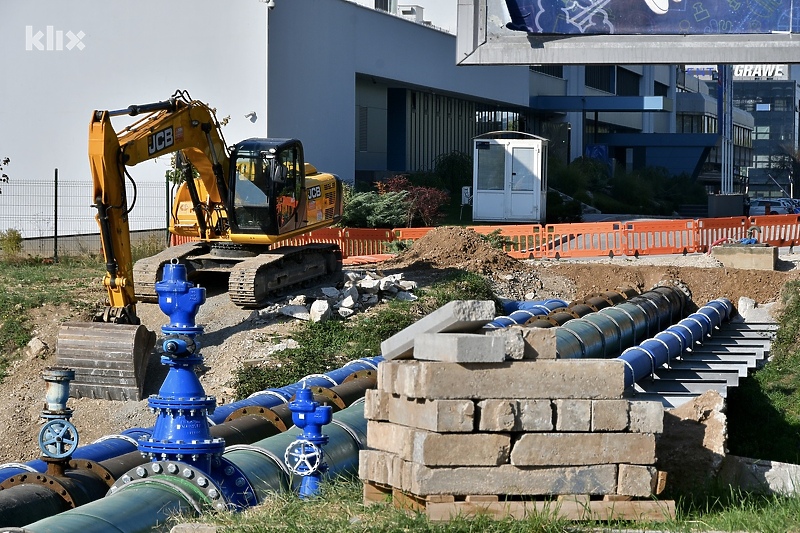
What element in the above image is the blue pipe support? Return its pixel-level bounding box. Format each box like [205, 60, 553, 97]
[19, 403, 368, 533]
[618, 298, 734, 387]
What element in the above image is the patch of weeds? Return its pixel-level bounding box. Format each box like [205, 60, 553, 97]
[479, 228, 514, 250]
[384, 239, 412, 253]
[231, 269, 498, 398]
[0, 228, 22, 259]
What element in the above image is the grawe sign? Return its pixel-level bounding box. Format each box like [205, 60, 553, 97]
[733, 64, 789, 80]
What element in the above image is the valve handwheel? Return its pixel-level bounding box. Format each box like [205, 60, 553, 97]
[38, 419, 80, 459]
[284, 439, 323, 476]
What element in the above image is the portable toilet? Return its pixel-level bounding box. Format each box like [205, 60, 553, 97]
[471, 131, 548, 223]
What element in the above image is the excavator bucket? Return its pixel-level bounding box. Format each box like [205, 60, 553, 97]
[56, 322, 157, 401]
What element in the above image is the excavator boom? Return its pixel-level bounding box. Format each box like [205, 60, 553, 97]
[57, 90, 343, 400]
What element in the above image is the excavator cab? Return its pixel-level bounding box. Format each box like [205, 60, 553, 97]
[229, 139, 305, 236]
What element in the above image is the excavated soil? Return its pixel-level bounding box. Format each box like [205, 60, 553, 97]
[1, 226, 798, 464]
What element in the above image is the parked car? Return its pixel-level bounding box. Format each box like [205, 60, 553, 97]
[749, 198, 792, 215]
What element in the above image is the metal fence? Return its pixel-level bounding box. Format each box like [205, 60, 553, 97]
[0, 171, 170, 258]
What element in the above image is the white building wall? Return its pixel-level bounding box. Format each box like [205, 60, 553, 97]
[0, 0, 268, 236]
[267, 0, 530, 183]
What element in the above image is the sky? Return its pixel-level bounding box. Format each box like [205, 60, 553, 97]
[349, 0, 458, 33]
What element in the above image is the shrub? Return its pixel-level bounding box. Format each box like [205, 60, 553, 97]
[0, 229, 23, 258]
[340, 190, 409, 228]
[377, 176, 450, 227]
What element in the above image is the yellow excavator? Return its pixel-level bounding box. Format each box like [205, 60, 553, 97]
[57, 90, 344, 400]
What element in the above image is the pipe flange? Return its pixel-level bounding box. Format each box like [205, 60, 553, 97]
[0, 472, 82, 508]
[108, 477, 206, 512]
[109, 459, 252, 511]
[300, 387, 346, 410]
[340, 369, 376, 383]
[68, 459, 116, 488]
[223, 405, 288, 431]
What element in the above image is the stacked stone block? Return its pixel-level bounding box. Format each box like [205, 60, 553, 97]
[359, 300, 666, 505]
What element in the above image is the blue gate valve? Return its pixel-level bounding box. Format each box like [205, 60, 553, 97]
[284, 385, 332, 498]
[155, 260, 205, 337]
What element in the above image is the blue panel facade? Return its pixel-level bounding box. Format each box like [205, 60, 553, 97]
[504, 0, 796, 35]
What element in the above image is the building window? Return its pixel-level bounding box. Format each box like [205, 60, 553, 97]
[754, 126, 770, 140]
[756, 103, 772, 111]
[654, 81, 669, 97]
[357, 106, 368, 152]
[616, 67, 640, 97]
[585, 65, 614, 93]
[530, 65, 564, 78]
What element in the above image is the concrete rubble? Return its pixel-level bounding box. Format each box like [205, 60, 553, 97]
[257, 270, 419, 323]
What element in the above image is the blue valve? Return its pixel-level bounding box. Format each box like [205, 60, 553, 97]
[285, 385, 332, 498]
[155, 261, 205, 337]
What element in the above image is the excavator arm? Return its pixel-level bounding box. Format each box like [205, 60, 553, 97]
[58, 91, 231, 401]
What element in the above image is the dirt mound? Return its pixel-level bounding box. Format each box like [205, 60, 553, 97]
[386, 226, 522, 274]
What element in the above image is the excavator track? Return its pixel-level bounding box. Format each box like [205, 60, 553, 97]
[228, 243, 342, 308]
[133, 242, 209, 302]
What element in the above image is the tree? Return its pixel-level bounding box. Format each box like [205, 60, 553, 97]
[0, 157, 9, 194]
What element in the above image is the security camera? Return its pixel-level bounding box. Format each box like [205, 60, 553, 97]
[263, 0, 275, 8]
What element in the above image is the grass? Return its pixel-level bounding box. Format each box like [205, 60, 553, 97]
[0, 256, 101, 379]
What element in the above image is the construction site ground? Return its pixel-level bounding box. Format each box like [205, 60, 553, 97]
[1, 226, 797, 465]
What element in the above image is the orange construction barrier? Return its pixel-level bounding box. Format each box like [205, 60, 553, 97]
[749, 214, 800, 249]
[622, 219, 697, 256]
[695, 217, 748, 253]
[538, 222, 623, 259]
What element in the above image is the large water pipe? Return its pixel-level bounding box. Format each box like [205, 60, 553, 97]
[553, 285, 687, 359]
[486, 299, 568, 329]
[12, 402, 367, 533]
[0, 375, 376, 527]
[618, 298, 734, 387]
[0, 357, 380, 486]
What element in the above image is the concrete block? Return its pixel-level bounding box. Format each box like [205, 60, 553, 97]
[591, 399, 630, 432]
[380, 300, 496, 360]
[617, 464, 658, 497]
[477, 399, 516, 431]
[364, 389, 390, 421]
[359, 449, 403, 487]
[486, 327, 526, 360]
[518, 326, 558, 359]
[403, 462, 618, 496]
[629, 400, 664, 434]
[478, 399, 554, 431]
[718, 455, 800, 496]
[517, 399, 554, 431]
[383, 394, 475, 432]
[555, 399, 591, 432]
[711, 243, 777, 271]
[511, 433, 656, 466]
[367, 420, 510, 466]
[381, 359, 627, 400]
[414, 333, 506, 363]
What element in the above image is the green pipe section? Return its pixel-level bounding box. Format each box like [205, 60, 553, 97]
[18, 477, 206, 533]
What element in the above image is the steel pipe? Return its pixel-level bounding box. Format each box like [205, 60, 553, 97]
[618, 298, 734, 387]
[17, 403, 367, 533]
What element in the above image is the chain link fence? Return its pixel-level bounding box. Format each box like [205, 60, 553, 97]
[0, 172, 171, 258]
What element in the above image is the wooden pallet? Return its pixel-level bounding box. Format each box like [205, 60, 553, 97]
[364, 482, 676, 522]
